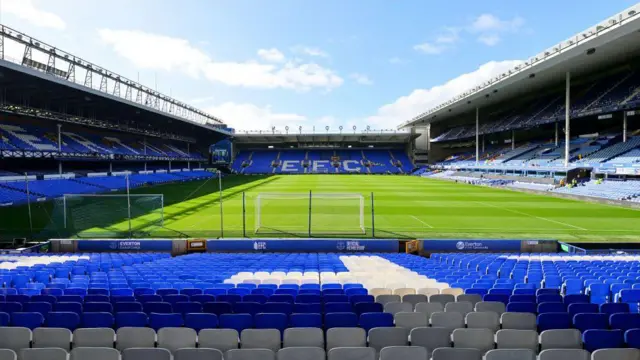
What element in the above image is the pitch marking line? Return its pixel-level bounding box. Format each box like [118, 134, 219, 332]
[474, 201, 587, 231]
[410, 215, 434, 228]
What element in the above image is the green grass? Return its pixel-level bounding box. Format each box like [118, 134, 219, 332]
[4, 174, 640, 241]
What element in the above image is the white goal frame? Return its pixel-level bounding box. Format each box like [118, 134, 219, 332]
[254, 192, 365, 235]
[61, 193, 164, 229]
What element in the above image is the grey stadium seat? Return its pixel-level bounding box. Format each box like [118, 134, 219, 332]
[122, 348, 171, 360]
[496, 329, 538, 351]
[409, 327, 451, 356]
[395, 312, 428, 330]
[71, 347, 121, 360]
[475, 301, 505, 315]
[432, 348, 482, 360]
[452, 328, 494, 354]
[174, 348, 223, 360]
[73, 328, 115, 348]
[326, 328, 366, 350]
[500, 312, 536, 330]
[116, 327, 156, 351]
[402, 294, 428, 307]
[592, 349, 640, 360]
[380, 346, 428, 360]
[445, 301, 473, 316]
[384, 302, 413, 315]
[540, 329, 582, 350]
[0, 327, 31, 352]
[430, 312, 464, 331]
[457, 294, 482, 305]
[283, 328, 324, 348]
[538, 349, 591, 360]
[466, 312, 500, 332]
[157, 327, 197, 353]
[241, 329, 281, 352]
[430, 294, 455, 307]
[376, 295, 401, 305]
[0, 350, 16, 360]
[415, 302, 444, 316]
[198, 328, 239, 353]
[277, 347, 325, 360]
[20, 348, 67, 360]
[328, 347, 376, 360]
[368, 327, 409, 353]
[226, 349, 276, 360]
[485, 349, 536, 360]
[32, 328, 72, 350]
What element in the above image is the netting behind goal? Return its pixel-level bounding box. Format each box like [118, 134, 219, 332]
[52, 194, 164, 237]
[255, 192, 365, 235]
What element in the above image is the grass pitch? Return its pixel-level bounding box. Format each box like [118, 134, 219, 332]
[5, 174, 640, 241]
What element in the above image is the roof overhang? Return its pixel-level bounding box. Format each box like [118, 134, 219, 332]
[400, 4, 640, 129]
[233, 132, 416, 144]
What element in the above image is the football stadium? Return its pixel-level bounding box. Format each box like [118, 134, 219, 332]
[1, 3, 640, 360]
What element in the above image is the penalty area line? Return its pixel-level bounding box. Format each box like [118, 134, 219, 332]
[474, 201, 587, 231]
[410, 215, 434, 229]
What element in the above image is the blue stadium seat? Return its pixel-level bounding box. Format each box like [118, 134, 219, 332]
[115, 302, 143, 313]
[564, 295, 589, 305]
[115, 312, 148, 328]
[573, 313, 609, 332]
[229, 288, 251, 296]
[297, 295, 321, 304]
[25, 302, 52, 317]
[55, 302, 83, 316]
[325, 303, 352, 313]
[111, 296, 136, 303]
[322, 289, 344, 296]
[349, 295, 374, 305]
[149, 313, 184, 331]
[219, 313, 253, 334]
[269, 295, 295, 304]
[354, 302, 383, 315]
[156, 289, 179, 296]
[218, 295, 242, 304]
[184, 313, 218, 331]
[191, 295, 216, 304]
[163, 294, 189, 305]
[233, 302, 263, 315]
[11, 312, 44, 329]
[173, 302, 202, 315]
[275, 289, 298, 297]
[600, 303, 630, 315]
[82, 312, 114, 328]
[509, 295, 536, 303]
[203, 302, 233, 316]
[506, 302, 536, 313]
[537, 294, 563, 303]
[143, 302, 172, 314]
[47, 311, 80, 330]
[359, 312, 393, 332]
[204, 289, 228, 296]
[294, 303, 322, 314]
[624, 328, 640, 348]
[0, 302, 23, 315]
[263, 302, 293, 315]
[85, 295, 110, 303]
[0, 312, 9, 326]
[111, 289, 134, 297]
[588, 284, 609, 304]
[243, 295, 268, 304]
[484, 294, 509, 305]
[537, 312, 571, 332]
[290, 313, 322, 328]
[345, 288, 368, 296]
[583, 329, 624, 352]
[181, 289, 203, 297]
[324, 295, 349, 303]
[568, 303, 599, 317]
[325, 312, 358, 329]
[255, 313, 288, 333]
[7, 295, 29, 304]
[538, 302, 566, 313]
[59, 295, 83, 304]
[610, 313, 640, 331]
[31, 295, 56, 305]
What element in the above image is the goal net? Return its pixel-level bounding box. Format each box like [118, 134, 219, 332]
[54, 194, 164, 237]
[255, 192, 365, 235]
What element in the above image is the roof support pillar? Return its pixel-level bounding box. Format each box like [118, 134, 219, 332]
[57, 124, 62, 152]
[427, 124, 431, 151]
[555, 122, 559, 147]
[475, 107, 480, 165]
[564, 72, 571, 168]
[623, 111, 628, 143]
[511, 130, 515, 150]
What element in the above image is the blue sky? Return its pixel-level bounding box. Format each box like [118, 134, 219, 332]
[1, 0, 638, 132]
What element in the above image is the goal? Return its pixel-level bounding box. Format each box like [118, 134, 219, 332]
[254, 192, 365, 235]
[56, 194, 164, 237]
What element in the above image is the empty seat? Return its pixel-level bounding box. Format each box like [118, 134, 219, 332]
[466, 311, 500, 332]
[0, 327, 31, 352]
[379, 346, 428, 360]
[0, 350, 15, 360]
[149, 313, 183, 331]
[430, 311, 464, 331]
[226, 349, 275, 360]
[220, 314, 253, 334]
[122, 348, 171, 360]
[583, 329, 624, 352]
[402, 294, 427, 307]
[540, 329, 582, 350]
[457, 294, 482, 305]
[610, 313, 640, 331]
[70, 347, 120, 360]
[325, 312, 358, 329]
[73, 328, 115, 348]
[157, 327, 197, 353]
[198, 328, 239, 353]
[376, 295, 401, 305]
[484, 349, 535, 360]
[32, 327, 71, 350]
[174, 348, 223, 360]
[445, 301, 473, 316]
[501, 312, 536, 330]
[432, 348, 482, 360]
[506, 302, 537, 313]
[241, 329, 281, 352]
[184, 313, 218, 331]
[20, 348, 66, 360]
[47, 312, 80, 330]
[538, 349, 590, 360]
[116, 327, 156, 351]
[475, 301, 505, 315]
[573, 313, 608, 332]
[414, 302, 444, 316]
[327, 347, 375, 360]
[326, 328, 366, 350]
[591, 349, 640, 360]
[283, 328, 324, 348]
[11, 312, 44, 330]
[538, 313, 571, 332]
[430, 294, 455, 307]
[384, 302, 412, 315]
[452, 328, 494, 354]
[368, 327, 408, 353]
[496, 329, 538, 351]
[394, 312, 428, 330]
[409, 327, 451, 356]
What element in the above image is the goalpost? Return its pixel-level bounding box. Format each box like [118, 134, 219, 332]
[58, 194, 164, 236]
[254, 192, 365, 235]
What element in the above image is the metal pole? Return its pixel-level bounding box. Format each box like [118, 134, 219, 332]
[308, 190, 312, 237]
[511, 130, 515, 150]
[126, 174, 132, 238]
[565, 72, 571, 167]
[57, 124, 62, 151]
[25, 173, 33, 238]
[475, 107, 479, 165]
[160, 195, 164, 226]
[555, 122, 559, 146]
[624, 112, 628, 143]
[371, 192, 375, 238]
[218, 171, 223, 238]
[426, 124, 431, 151]
[63, 195, 67, 229]
[242, 192, 246, 238]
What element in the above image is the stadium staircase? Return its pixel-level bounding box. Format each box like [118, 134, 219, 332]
[494, 144, 539, 164]
[361, 151, 371, 174]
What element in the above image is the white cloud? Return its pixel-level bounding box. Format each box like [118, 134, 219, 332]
[98, 29, 343, 91]
[413, 42, 444, 55]
[366, 60, 523, 127]
[293, 46, 330, 58]
[3, 0, 66, 30]
[389, 57, 407, 64]
[478, 34, 501, 46]
[435, 27, 461, 44]
[470, 14, 525, 33]
[257, 48, 285, 63]
[350, 73, 373, 86]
